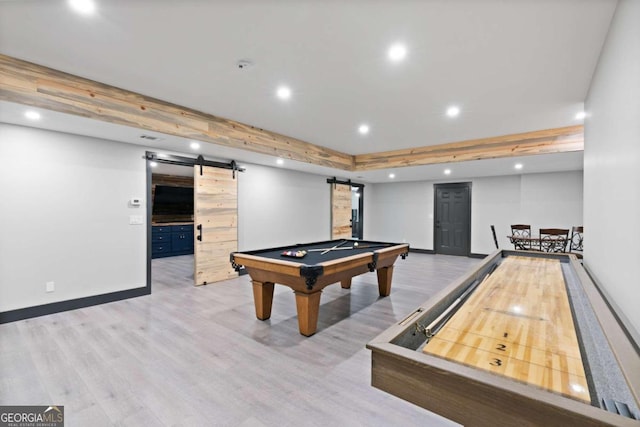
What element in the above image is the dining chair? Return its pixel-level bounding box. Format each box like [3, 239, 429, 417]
[569, 226, 584, 259]
[539, 228, 570, 253]
[510, 224, 531, 250]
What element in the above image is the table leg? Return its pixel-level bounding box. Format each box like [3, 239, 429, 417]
[341, 278, 352, 289]
[252, 280, 275, 320]
[377, 265, 394, 296]
[294, 291, 322, 336]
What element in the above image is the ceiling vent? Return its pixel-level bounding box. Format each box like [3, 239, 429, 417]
[140, 135, 161, 141]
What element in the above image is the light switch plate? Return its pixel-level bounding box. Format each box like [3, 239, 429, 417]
[129, 215, 143, 225]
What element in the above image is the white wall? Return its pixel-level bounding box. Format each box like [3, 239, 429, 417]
[366, 171, 583, 255]
[365, 181, 432, 247]
[584, 0, 640, 336]
[472, 175, 522, 251]
[0, 123, 588, 317]
[0, 124, 334, 313]
[0, 124, 147, 312]
[238, 164, 330, 250]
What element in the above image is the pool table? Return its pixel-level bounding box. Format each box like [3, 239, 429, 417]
[230, 239, 410, 336]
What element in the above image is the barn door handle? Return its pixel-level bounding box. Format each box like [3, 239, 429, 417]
[435, 221, 441, 229]
[197, 224, 202, 241]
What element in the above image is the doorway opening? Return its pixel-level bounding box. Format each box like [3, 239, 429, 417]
[327, 177, 364, 240]
[351, 186, 364, 239]
[146, 152, 241, 289]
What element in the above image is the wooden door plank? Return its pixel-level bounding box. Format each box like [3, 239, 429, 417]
[194, 166, 238, 285]
[331, 183, 352, 239]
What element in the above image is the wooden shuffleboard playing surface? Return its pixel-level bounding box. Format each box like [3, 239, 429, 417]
[422, 255, 591, 402]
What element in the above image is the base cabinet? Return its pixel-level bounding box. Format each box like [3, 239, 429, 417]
[152, 224, 194, 258]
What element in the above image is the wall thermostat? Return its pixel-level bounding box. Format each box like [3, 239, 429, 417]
[130, 197, 142, 206]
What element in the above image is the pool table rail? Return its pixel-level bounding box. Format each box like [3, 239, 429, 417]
[230, 241, 409, 292]
[230, 240, 409, 336]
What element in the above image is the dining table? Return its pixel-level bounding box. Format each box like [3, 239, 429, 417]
[506, 235, 568, 252]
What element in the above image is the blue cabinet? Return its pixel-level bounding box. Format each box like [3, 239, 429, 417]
[152, 224, 194, 258]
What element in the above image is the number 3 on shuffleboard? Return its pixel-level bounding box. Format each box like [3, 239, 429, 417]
[490, 358, 502, 367]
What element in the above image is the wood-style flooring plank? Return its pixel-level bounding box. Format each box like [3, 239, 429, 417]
[0, 253, 479, 426]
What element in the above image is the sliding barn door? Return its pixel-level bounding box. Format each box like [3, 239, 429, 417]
[194, 166, 238, 286]
[331, 183, 352, 239]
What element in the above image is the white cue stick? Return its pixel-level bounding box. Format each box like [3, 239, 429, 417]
[320, 240, 347, 255]
[308, 244, 385, 252]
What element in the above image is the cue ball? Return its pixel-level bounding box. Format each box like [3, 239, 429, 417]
[354, 242, 359, 247]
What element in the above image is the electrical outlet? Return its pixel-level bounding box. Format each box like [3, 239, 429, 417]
[46, 281, 55, 293]
[129, 215, 143, 225]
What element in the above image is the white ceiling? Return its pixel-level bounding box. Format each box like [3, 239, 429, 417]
[0, 0, 616, 182]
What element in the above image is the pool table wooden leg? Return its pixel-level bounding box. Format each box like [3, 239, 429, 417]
[252, 280, 275, 320]
[341, 278, 352, 289]
[377, 265, 394, 296]
[294, 291, 322, 336]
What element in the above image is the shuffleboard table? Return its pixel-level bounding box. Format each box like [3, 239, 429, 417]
[367, 250, 640, 426]
[230, 239, 409, 336]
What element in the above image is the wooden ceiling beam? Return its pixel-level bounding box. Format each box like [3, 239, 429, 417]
[354, 126, 584, 171]
[0, 54, 354, 170]
[1, 54, 583, 173]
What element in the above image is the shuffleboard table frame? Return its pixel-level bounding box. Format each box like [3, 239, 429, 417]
[366, 249, 640, 426]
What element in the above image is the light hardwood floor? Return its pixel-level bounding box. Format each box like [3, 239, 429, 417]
[0, 253, 479, 426]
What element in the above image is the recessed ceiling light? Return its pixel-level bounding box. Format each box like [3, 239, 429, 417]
[149, 161, 158, 168]
[444, 169, 452, 175]
[446, 106, 460, 117]
[575, 111, 587, 120]
[276, 158, 284, 165]
[190, 141, 200, 150]
[276, 86, 291, 100]
[387, 43, 407, 62]
[358, 124, 370, 135]
[515, 163, 523, 170]
[24, 110, 41, 120]
[68, 0, 96, 15]
[389, 173, 395, 179]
